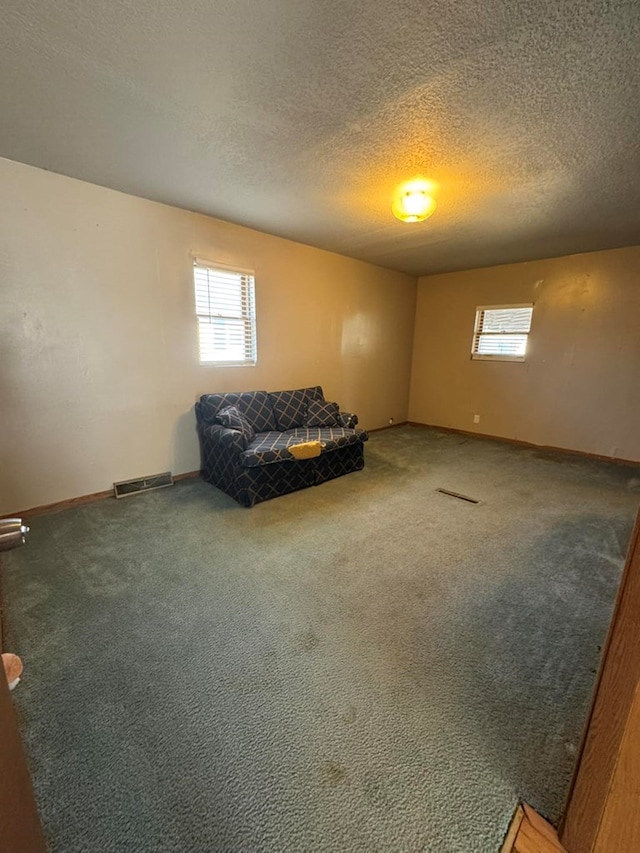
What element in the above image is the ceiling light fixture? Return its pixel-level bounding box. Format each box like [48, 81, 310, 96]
[392, 180, 437, 223]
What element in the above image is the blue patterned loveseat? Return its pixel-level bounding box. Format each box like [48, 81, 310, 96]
[195, 386, 368, 507]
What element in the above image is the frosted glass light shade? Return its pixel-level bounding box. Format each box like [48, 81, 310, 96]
[392, 189, 437, 222]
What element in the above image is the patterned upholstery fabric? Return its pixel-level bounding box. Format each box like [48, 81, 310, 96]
[313, 441, 365, 485]
[234, 442, 365, 506]
[215, 405, 255, 446]
[236, 460, 317, 506]
[268, 386, 324, 430]
[195, 387, 367, 507]
[305, 399, 340, 427]
[197, 391, 277, 432]
[239, 427, 367, 468]
[338, 411, 358, 428]
[197, 423, 247, 502]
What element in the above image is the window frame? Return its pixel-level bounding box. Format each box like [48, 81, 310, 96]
[471, 302, 533, 362]
[192, 258, 257, 367]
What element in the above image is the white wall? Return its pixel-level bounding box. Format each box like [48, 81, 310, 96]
[409, 246, 640, 461]
[0, 159, 417, 513]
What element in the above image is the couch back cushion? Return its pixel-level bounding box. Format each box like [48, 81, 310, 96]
[197, 391, 277, 432]
[305, 399, 340, 427]
[268, 386, 324, 431]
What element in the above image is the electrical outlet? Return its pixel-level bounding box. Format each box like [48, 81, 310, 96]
[473, 414, 480, 424]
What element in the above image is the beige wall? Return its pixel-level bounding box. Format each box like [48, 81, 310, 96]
[0, 159, 416, 514]
[409, 246, 640, 461]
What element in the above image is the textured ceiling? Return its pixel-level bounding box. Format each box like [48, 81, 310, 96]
[1, 0, 639, 275]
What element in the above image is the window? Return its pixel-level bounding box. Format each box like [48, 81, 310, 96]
[193, 259, 257, 365]
[471, 303, 533, 361]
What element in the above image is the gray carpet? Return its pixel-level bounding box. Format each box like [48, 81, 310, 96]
[2, 426, 639, 852]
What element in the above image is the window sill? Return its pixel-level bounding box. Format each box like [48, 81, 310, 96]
[199, 361, 257, 367]
[471, 355, 526, 362]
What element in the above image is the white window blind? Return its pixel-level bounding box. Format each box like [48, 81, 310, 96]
[472, 304, 533, 361]
[193, 260, 257, 365]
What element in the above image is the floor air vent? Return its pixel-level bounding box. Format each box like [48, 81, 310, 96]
[435, 488, 480, 504]
[113, 472, 174, 499]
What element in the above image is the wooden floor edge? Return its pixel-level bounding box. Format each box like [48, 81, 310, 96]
[407, 421, 640, 467]
[500, 804, 525, 852]
[3, 470, 201, 520]
[522, 803, 565, 846]
[366, 421, 408, 434]
[501, 802, 567, 852]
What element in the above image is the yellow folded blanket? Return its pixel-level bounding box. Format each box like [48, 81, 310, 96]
[288, 440, 323, 460]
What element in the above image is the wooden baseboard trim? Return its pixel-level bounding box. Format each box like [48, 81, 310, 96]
[5, 488, 114, 521]
[367, 421, 408, 434]
[173, 470, 200, 482]
[501, 803, 566, 852]
[407, 422, 640, 467]
[3, 471, 201, 520]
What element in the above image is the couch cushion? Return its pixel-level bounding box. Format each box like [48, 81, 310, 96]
[268, 386, 324, 431]
[239, 427, 367, 468]
[216, 405, 256, 445]
[305, 399, 340, 427]
[198, 391, 277, 432]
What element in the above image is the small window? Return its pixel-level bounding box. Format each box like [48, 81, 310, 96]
[471, 303, 533, 361]
[193, 259, 257, 365]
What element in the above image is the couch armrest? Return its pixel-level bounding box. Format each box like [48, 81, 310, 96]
[198, 423, 248, 499]
[338, 411, 358, 429]
[201, 423, 247, 454]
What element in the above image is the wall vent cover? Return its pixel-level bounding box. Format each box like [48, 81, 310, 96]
[435, 488, 480, 504]
[113, 472, 174, 499]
